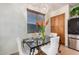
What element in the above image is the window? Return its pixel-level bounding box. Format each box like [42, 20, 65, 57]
[27, 9, 45, 33]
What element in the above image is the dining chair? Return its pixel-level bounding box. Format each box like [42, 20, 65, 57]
[49, 33, 57, 37]
[16, 37, 38, 55]
[41, 36, 60, 55]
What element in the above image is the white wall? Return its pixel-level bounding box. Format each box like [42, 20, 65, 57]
[48, 5, 70, 47]
[0, 3, 48, 55]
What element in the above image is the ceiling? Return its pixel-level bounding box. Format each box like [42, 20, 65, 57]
[27, 3, 78, 12]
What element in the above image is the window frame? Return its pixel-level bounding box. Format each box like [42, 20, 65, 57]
[27, 8, 45, 33]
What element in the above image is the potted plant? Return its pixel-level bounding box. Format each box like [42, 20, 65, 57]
[70, 6, 79, 17]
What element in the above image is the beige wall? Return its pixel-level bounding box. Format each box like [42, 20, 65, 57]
[47, 5, 70, 47]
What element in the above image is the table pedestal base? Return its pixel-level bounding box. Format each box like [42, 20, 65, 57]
[36, 47, 47, 55]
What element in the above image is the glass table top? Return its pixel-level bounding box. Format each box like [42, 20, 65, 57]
[23, 37, 50, 48]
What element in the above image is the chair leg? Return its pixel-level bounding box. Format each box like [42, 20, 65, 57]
[58, 39, 61, 53]
[29, 49, 32, 55]
[58, 45, 61, 53]
[32, 49, 35, 55]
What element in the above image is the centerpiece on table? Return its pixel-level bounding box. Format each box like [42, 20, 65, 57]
[36, 19, 49, 44]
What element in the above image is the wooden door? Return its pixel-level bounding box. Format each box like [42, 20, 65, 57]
[51, 14, 65, 45]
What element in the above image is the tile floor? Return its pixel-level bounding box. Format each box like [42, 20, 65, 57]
[11, 45, 79, 55]
[60, 45, 79, 55]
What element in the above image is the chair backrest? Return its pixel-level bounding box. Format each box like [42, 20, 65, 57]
[16, 37, 24, 55]
[16, 37, 32, 55]
[49, 33, 57, 37]
[48, 36, 60, 55]
[50, 36, 59, 45]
